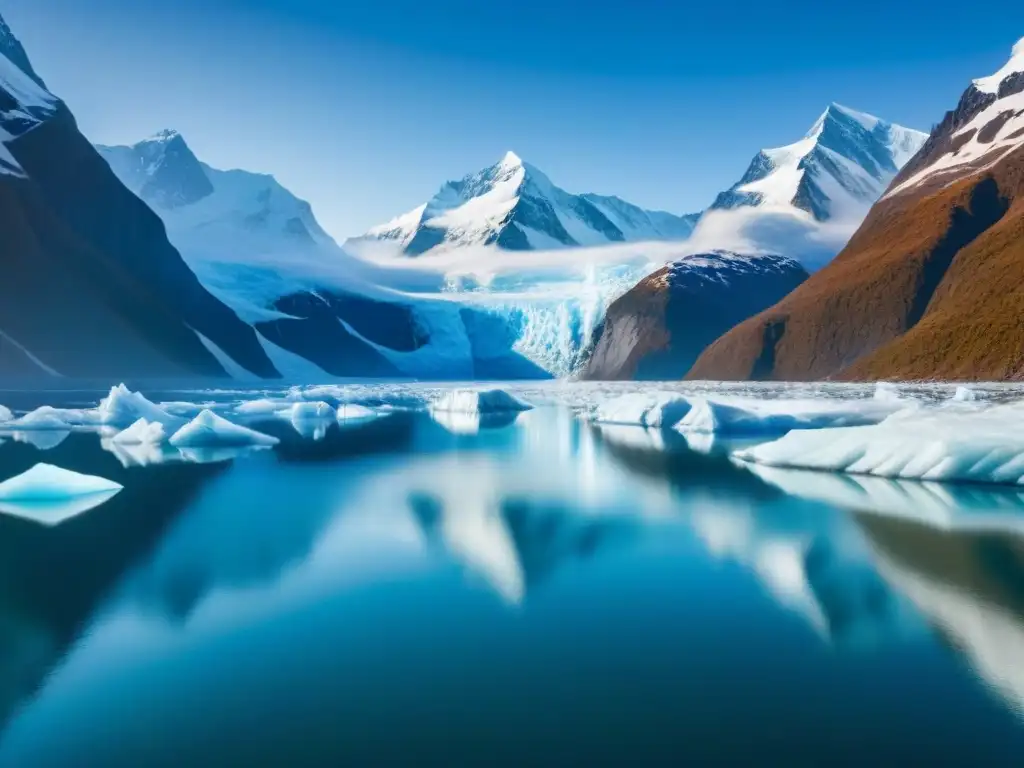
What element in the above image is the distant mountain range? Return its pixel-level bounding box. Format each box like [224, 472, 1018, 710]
[354, 107, 927, 268]
[688, 36, 1024, 382]
[347, 150, 699, 255]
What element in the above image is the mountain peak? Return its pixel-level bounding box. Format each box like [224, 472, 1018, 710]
[499, 150, 524, 168]
[973, 36, 1024, 94]
[0, 13, 45, 88]
[145, 128, 183, 144]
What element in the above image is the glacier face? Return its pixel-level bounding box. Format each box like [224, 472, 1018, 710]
[349, 151, 699, 256]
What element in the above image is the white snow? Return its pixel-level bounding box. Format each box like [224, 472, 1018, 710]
[887, 42, 1024, 200]
[431, 389, 533, 414]
[96, 384, 182, 427]
[351, 150, 697, 256]
[590, 391, 693, 428]
[973, 37, 1024, 94]
[111, 418, 167, 446]
[735, 403, 1024, 485]
[169, 409, 279, 448]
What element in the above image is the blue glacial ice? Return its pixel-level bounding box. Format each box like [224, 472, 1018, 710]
[0, 463, 123, 526]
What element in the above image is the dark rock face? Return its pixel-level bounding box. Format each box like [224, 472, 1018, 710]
[1, 104, 279, 378]
[579, 252, 808, 380]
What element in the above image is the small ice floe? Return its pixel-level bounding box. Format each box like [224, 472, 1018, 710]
[0, 463, 123, 526]
[169, 410, 279, 448]
[590, 391, 692, 428]
[431, 389, 533, 414]
[734, 402, 1024, 486]
[96, 384, 181, 427]
[112, 418, 167, 446]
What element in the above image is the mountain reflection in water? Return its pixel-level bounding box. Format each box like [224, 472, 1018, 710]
[0, 403, 1021, 765]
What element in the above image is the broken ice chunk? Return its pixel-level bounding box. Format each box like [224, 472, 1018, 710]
[0, 463, 123, 526]
[169, 410, 279, 448]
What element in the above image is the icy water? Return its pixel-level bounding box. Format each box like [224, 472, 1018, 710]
[1, 386, 1024, 766]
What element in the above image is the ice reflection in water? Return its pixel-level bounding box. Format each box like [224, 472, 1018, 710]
[0, 403, 1022, 765]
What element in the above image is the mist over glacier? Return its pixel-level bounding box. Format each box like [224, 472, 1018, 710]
[345, 239, 706, 377]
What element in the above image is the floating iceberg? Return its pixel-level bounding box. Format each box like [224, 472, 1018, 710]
[96, 384, 182, 427]
[590, 391, 692, 428]
[676, 398, 898, 436]
[431, 389, 533, 414]
[112, 418, 167, 446]
[169, 410, 279, 448]
[11, 407, 73, 431]
[0, 463, 123, 526]
[290, 401, 336, 420]
[0, 405, 11, 423]
[735, 404, 1024, 485]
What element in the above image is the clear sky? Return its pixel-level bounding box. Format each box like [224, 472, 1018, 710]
[5, 0, 1023, 241]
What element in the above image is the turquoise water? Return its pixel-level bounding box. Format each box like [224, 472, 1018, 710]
[0, 398, 1023, 766]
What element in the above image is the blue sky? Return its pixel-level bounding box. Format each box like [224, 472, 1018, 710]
[5, 0, 1023, 240]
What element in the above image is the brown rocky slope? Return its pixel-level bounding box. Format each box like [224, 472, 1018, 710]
[687, 39, 1024, 382]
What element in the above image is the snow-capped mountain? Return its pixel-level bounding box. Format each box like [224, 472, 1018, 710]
[98, 131, 337, 255]
[687, 36, 1024, 383]
[0, 12, 279, 379]
[691, 104, 928, 270]
[886, 37, 1024, 198]
[709, 103, 926, 223]
[350, 151, 699, 255]
[98, 132, 554, 380]
[0, 14, 43, 88]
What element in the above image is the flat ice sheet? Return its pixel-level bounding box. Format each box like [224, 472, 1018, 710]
[735, 403, 1024, 485]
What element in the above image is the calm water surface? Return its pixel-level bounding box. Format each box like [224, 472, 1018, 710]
[0, 390, 1023, 766]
